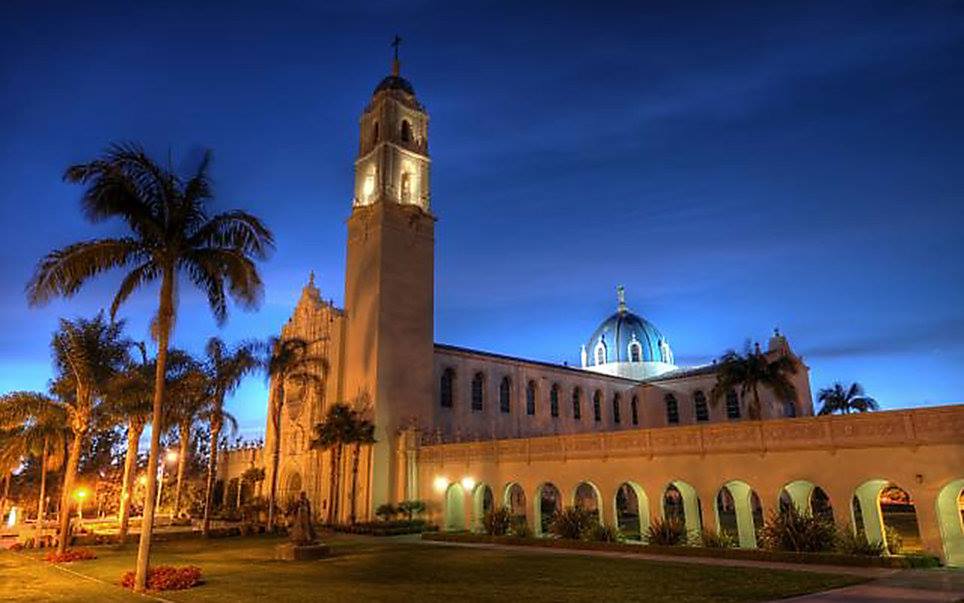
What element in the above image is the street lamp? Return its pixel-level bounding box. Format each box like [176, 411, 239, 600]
[74, 488, 88, 520]
[153, 450, 178, 526]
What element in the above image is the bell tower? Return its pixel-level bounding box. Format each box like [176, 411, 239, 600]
[342, 40, 435, 518]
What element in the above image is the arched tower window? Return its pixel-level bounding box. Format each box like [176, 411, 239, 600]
[401, 119, 412, 143]
[594, 341, 607, 365]
[400, 172, 412, 202]
[525, 380, 536, 416]
[694, 390, 709, 422]
[783, 399, 797, 418]
[630, 395, 639, 425]
[471, 372, 485, 411]
[593, 390, 602, 422]
[665, 393, 679, 425]
[629, 341, 642, 363]
[550, 383, 560, 418]
[440, 368, 455, 408]
[572, 387, 582, 420]
[500, 376, 511, 413]
[612, 393, 621, 424]
[725, 389, 741, 420]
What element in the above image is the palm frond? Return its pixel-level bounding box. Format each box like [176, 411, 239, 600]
[110, 261, 161, 320]
[187, 210, 275, 260]
[26, 238, 148, 306]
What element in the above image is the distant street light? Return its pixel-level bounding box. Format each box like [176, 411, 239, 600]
[154, 450, 178, 526]
[74, 488, 89, 520]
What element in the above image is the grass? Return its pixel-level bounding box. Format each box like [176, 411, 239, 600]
[0, 534, 866, 602]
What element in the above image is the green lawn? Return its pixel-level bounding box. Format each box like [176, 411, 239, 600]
[0, 534, 865, 602]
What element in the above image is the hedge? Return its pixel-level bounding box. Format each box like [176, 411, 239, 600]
[421, 532, 941, 568]
[329, 520, 439, 537]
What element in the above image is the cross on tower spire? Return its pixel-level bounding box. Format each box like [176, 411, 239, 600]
[391, 35, 402, 76]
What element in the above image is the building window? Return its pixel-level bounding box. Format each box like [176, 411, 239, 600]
[500, 376, 511, 413]
[694, 390, 709, 422]
[593, 390, 602, 422]
[665, 394, 679, 425]
[725, 390, 741, 420]
[471, 372, 484, 411]
[630, 395, 639, 425]
[401, 119, 412, 143]
[440, 368, 454, 408]
[526, 380, 536, 416]
[629, 341, 642, 363]
[550, 383, 560, 418]
[594, 342, 607, 365]
[400, 172, 411, 202]
[612, 393, 621, 424]
[784, 400, 797, 418]
[373, 121, 379, 142]
[572, 388, 582, 420]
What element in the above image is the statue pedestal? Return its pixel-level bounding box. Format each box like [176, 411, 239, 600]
[275, 542, 330, 561]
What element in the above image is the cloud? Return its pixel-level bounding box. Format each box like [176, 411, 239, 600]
[799, 318, 964, 359]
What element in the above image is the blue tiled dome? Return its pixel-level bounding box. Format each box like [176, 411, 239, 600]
[586, 287, 673, 365]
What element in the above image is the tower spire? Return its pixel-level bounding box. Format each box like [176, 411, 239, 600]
[391, 34, 402, 76]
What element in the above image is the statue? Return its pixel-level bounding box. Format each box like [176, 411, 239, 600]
[288, 491, 317, 546]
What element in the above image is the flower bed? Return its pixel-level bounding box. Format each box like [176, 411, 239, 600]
[44, 548, 97, 563]
[422, 532, 941, 568]
[120, 565, 203, 591]
[329, 519, 439, 537]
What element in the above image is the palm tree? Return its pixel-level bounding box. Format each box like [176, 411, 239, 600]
[346, 414, 376, 524]
[262, 336, 326, 530]
[49, 314, 129, 554]
[200, 337, 256, 536]
[162, 351, 209, 518]
[102, 342, 154, 544]
[0, 392, 69, 549]
[710, 342, 798, 420]
[817, 382, 879, 415]
[310, 403, 356, 524]
[26, 144, 273, 591]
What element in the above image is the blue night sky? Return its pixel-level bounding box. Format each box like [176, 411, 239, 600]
[2, 1, 962, 440]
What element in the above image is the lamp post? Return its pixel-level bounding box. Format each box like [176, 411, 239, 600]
[74, 488, 88, 521]
[153, 450, 178, 527]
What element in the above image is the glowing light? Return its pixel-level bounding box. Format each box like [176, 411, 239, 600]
[138, 475, 147, 486]
[165, 450, 178, 463]
[433, 476, 449, 493]
[74, 488, 88, 500]
[460, 477, 476, 491]
[362, 175, 374, 197]
[6, 506, 17, 527]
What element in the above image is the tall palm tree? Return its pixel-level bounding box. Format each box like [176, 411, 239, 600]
[262, 336, 326, 530]
[200, 337, 256, 536]
[710, 342, 798, 420]
[0, 392, 69, 549]
[49, 314, 128, 554]
[310, 403, 356, 525]
[346, 414, 376, 524]
[26, 144, 273, 590]
[162, 351, 209, 518]
[102, 341, 154, 544]
[817, 382, 879, 415]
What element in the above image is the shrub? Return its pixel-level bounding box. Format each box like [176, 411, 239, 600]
[698, 529, 738, 549]
[44, 548, 97, 563]
[759, 507, 836, 553]
[588, 523, 621, 543]
[482, 507, 513, 536]
[884, 526, 903, 555]
[120, 566, 203, 591]
[397, 500, 426, 520]
[549, 507, 596, 540]
[836, 529, 885, 556]
[645, 517, 686, 546]
[375, 503, 398, 522]
[9, 543, 24, 552]
[510, 518, 532, 538]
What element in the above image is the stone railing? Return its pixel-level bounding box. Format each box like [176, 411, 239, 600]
[418, 405, 964, 465]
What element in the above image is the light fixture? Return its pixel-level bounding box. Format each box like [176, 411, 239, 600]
[165, 450, 178, 463]
[74, 488, 88, 500]
[433, 476, 449, 493]
[460, 477, 476, 491]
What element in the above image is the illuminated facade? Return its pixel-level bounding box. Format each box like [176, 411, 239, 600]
[222, 59, 964, 566]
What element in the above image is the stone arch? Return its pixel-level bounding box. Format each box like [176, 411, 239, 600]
[663, 480, 702, 535]
[779, 480, 834, 521]
[471, 482, 494, 531]
[534, 482, 561, 537]
[936, 479, 964, 567]
[444, 483, 466, 531]
[504, 482, 526, 526]
[716, 480, 763, 549]
[661, 480, 703, 534]
[852, 479, 922, 553]
[284, 471, 302, 504]
[573, 481, 602, 522]
[613, 481, 649, 540]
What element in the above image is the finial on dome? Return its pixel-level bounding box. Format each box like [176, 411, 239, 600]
[391, 34, 402, 77]
[616, 284, 627, 313]
[308, 271, 315, 287]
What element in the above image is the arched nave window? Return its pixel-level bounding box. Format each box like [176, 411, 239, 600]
[550, 383, 560, 417]
[471, 372, 485, 411]
[440, 367, 455, 408]
[693, 390, 709, 422]
[725, 390, 741, 420]
[612, 393, 621, 424]
[500, 376, 511, 413]
[665, 393, 680, 425]
[572, 387, 582, 420]
[593, 390, 603, 422]
[630, 395, 639, 425]
[526, 380, 537, 416]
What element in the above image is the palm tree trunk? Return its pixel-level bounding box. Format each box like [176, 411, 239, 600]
[134, 267, 174, 592]
[0, 472, 10, 520]
[349, 443, 361, 524]
[34, 438, 49, 549]
[236, 477, 243, 508]
[750, 386, 762, 420]
[332, 445, 343, 523]
[267, 381, 284, 531]
[57, 421, 85, 555]
[202, 418, 221, 536]
[117, 422, 142, 545]
[173, 422, 190, 518]
[326, 448, 337, 524]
